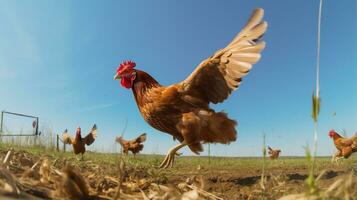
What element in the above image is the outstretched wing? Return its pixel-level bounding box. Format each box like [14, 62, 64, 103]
[179, 8, 267, 104]
[84, 124, 97, 146]
[134, 133, 147, 144]
[116, 136, 127, 146]
[62, 129, 73, 144]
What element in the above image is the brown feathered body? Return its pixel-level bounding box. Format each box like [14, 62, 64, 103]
[132, 71, 237, 154]
[63, 124, 97, 155]
[268, 146, 281, 160]
[71, 134, 86, 155]
[331, 131, 357, 158]
[116, 133, 147, 155]
[69, 135, 93, 155]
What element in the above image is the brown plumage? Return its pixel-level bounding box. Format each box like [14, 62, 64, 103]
[116, 133, 147, 156]
[114, 8, 267, 168]
[329, 130, 357, 159]
[267, 146, 281, 160]
[63, 124, 97, 159]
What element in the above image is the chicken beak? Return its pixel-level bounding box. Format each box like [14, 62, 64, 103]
[114, 73, 121, 80]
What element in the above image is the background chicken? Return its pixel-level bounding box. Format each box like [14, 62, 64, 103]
[268, 146, 281, 160]
[63, 124, 97, 160]
[329, 129, 357, 161]
[114, 8, 267, 168]
[116, 133, 147, 156]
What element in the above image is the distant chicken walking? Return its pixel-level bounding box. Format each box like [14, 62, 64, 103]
[329, 129, 357, 161]
[267, 146, 281, 160]
[116, 133, 147, 157]
[63, 124, 97, 160]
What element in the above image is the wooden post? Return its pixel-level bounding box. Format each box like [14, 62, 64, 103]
[35, 118, 39, 135]
[0, 111, 3, 133]
[0, 111, 3, 143]
[56, 134, 59, 152]
[208, 144, 211, 165]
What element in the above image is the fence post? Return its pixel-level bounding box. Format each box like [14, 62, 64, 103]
[208, 143, 211, 165]
[56, 134, 59, 152]
[0, 111, 3, 133]
[35, 117, 39, 135]
[0, 111, 3, 143]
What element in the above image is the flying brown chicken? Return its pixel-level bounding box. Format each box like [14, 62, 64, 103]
[268, 146, 281, 160]
[63, 124, 97, 160]
[116, 133, 147, 157]
[114, 8, 267, 168]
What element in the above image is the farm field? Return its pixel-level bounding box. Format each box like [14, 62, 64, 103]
[0, 145, 356, 200]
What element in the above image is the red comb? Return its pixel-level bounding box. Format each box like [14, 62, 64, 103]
[328, 129, 335, 137]
[117, 60, 136, 73]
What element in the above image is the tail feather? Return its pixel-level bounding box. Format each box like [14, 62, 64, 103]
[203, 111, 237, 144]
[180, 111, 237, 154]
[136, 144, 144, 152]
[188, 143, 203, 154]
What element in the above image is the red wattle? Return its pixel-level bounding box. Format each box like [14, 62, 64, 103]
[121, 77, 132, 89]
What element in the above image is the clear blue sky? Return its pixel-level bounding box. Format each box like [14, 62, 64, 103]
[0, 0, 356, 156]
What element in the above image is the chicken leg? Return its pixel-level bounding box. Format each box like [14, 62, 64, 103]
[159, 141, 187, 169]
[331, 150, 344, 163]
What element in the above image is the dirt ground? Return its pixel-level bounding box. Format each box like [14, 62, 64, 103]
[0, 148, 356, 200]
[168, 165, 356, 199]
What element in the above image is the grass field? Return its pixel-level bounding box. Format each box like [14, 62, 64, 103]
[0, 143, 356, 200]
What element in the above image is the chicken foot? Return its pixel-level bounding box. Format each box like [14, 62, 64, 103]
[331, 155, 344, 163]
[159, 141, 187, 169]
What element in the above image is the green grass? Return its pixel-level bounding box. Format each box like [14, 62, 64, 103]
[1, 144, 356, 173]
